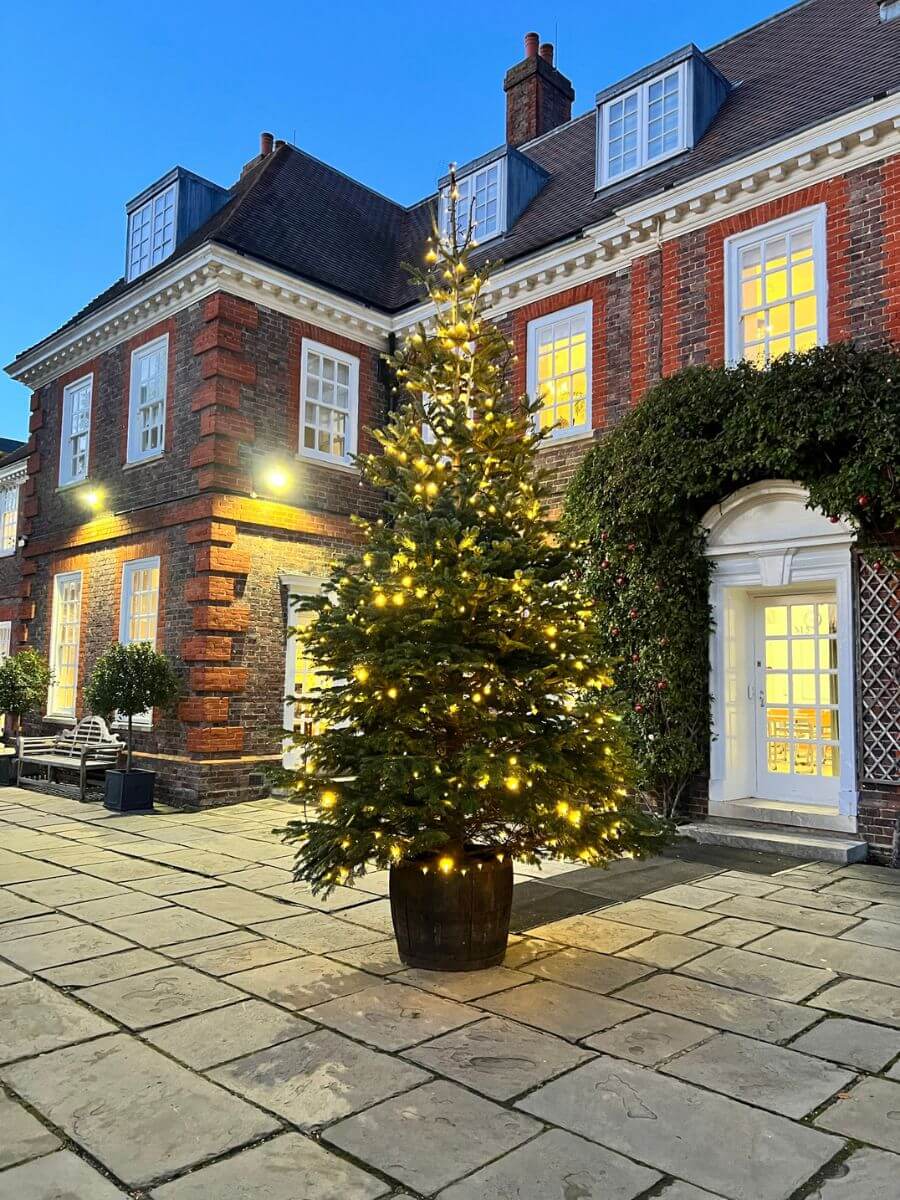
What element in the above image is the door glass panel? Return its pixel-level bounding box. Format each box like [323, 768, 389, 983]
[765, 606, 788, 636]
[790, 605, 816, 635]
[791, 640, 815, 670]
[765, 640, 788, 670]
[766, 674, 789, 705]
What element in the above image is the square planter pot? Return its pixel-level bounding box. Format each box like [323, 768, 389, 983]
[0, 754, 16, 787]
[104, 769, 155, 813]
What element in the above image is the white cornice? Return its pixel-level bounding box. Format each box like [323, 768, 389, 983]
[7, 93, 900, 385]
[0, 459, 28, 487]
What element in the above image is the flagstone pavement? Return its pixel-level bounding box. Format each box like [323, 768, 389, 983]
[0, 787, 899, 1199]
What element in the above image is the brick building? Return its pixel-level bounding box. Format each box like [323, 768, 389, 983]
[2, 0, 899, 857]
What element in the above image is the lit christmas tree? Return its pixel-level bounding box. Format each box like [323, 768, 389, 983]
[280, 172, 669, 891]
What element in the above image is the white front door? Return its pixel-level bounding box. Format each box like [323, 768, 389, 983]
[754, 594, 841, 804]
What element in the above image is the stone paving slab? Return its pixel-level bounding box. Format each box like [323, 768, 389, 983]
[654, 1186, 726, 1200]
[690, 916, 778, 946]
[181, 935, 302, 975]
[747, 928, 900, 987]
[9, 874, 128, 906]
[676, 944, 835, 1001]
[208, 1028, 430, 1127]
[0, 892, 51, 923]
[0, 978, 114, 1062]
[224, 954, 375, 1010]
[75, 964, 244, 1029]
[477, 979, 645, 1040]
[619, 933, 716, 968]
[38, 947, 169, 987]
[584, 1012, 715, 1066]
[150, 1131, 391, 1200]
[644, 883, 733, 909]
[809, 978, 900, 1027]
[327, 938, 406, 975]
[404, 1015, 592, 1099]
[0, 857, 69, 885]
[838, 918, 900, 951]
[764, 887, 871, 915]
[0, 961, 27, 985]
[0, 1150, 127, 1198]
[803, 1148, 900, 1199]
[0, 1093, 61, 1168]
[61, 891, 173, 923]
[694, 872, 781, 897]
[518, 1055, 844, 1200]
[437, 1127, 661, 1200]
[661, 1031, 854, 1118]
[0, 922, 133, 971]
[815, 1077, 900, 1152]
[0, 912, 79, 941]
[859, 902, 900, 926]
[527, 913, 654, 953]
[324, 1079, 541, 1195]
[142, 997, 312, 1068]
[161, 929, 258, 957]
[173, 883, 305, 924]
[820, 878, 900, 903]
[250, 911, 384, 953]
[525, 946, 652, 992]
[788, 1017, 900, 1072]
[102, 906, 239, 947]
[0, 1034, 280, 1188]
[616, 973, 820, 1042]
[597, 899, 719, 935]
[704, 895, 859, 936]
[126, 872, 224, 895]
[396, 964, 531, 1001]
[306, 981, 483, 1050]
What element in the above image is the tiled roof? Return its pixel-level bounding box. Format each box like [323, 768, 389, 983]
[11, 0, 900, 362]
[0, 439, 28, 468]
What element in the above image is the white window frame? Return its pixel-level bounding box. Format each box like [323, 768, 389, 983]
[127, 335, 169, 465]
[47, 571, 83, 720]
[0, 472, 22, 556]
[298, 338, 359, 467]
[59, 374, 93, 487]
[526, 300, 593, 440]
[598, 62, 689, 188]
[0, 621, 11, 661]
[116, 555, 161, 731]
[126, 182, 178, 282]
[724, 205, 828, 367]
[440, 160, 506, 244]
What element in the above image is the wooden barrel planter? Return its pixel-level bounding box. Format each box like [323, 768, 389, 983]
[390, 849, 513, 971]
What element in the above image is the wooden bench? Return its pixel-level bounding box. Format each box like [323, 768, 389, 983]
[17, 716, 125, 802]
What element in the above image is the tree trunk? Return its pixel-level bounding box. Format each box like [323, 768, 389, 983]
[127, 714, 133, 773]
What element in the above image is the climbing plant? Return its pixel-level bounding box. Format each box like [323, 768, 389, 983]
[563, 342, 900, 819]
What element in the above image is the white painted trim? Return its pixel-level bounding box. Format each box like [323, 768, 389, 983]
[6, 96, 899, 388]
[440, 158, 507, 241]
[598, 61, 689, 189]
[704, 482, 858, 827]
[281, 574, 325, 738]
[724, 204, 828, 365]
[115, 555, 161, 731]
[59, 373, 93, 488]
[297, 337, 360, 468]
[46, 570, 83, 721]
[526, 300, 593, 439]
[127, 334, 169, 465]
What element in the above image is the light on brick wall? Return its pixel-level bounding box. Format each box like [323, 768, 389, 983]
[81, 487, 104, 511]
[263, 462, 291, 494]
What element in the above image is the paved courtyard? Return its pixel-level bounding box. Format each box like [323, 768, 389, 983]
[0, 787, 898, 1199]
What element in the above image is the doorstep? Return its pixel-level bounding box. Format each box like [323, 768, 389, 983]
[708, 797, 857, 834]
[678, 819, 868, 864]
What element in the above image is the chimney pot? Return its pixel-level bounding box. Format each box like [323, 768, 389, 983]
[524, 32, 539, 57]
[260, 131, 274, 156]
[539, 42, 554, 64]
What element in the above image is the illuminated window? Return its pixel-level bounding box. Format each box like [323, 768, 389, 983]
[441, 161, 504, 244]
[48, 572, 82, 719]
[299, 339, 359, 466]
[527, 302, 592, 438]
[127, 336, 168, 463]
[117, 557, 160, 729]
[127, 183, 177, 281]
[600, 65, 686, 185]
[726, 207, 827, 366]
[60, 375, 93, 487]
[0, 478, 20, 554]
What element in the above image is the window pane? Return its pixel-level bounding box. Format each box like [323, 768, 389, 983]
[530, 309, 591, 436]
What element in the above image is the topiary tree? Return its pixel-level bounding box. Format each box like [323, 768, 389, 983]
[85, 643, 180, 771]
[563, 344, 900, 819]
[0, 648, 53, 743]
[278, 175, 671, 893]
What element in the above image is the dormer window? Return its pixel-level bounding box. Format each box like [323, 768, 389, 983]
[440, 161, 505, 243]
[596, 45, 731, 191]
[600, 64, 687, 186]
[127, 182, 177, 281]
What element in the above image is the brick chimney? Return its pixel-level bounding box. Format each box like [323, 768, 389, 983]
[504, 32, 575, 148]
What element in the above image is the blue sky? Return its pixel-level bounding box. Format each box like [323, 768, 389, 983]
[0, 0, 790, 440]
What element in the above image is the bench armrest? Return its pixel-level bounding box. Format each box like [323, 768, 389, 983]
[16, 736, 59, 755]
[80, 745, 124, 765]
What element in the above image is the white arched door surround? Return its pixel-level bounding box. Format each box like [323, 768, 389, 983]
[703, 481, 858, 833]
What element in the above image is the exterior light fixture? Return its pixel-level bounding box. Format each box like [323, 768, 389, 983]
[265, 464, 291, 493]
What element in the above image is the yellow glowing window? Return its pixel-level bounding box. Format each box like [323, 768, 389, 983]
[729, 209, 825, 366]
[528, 303, 592, 437]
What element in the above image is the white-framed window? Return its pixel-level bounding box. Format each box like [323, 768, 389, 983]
[527, 301, 593, 438]
[0, 621, 11, 661]
[47, 571, 83, 719]
[0, 478, 20, 555]
[299, 339, 359, 466]
[127, 183, 177, 281]
[117, 556, 160, 729]
[59, 375, 93, 487]
[440, 160, 505, 244]
[725, 206, 827, 367]
[127, 335, 168, 464]
[599, 64, 687, 186]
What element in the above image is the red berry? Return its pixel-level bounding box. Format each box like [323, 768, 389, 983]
[873, 561, 883, 573]
[616, 576, 626, 587]
[657, 679, 668, 691]
[610, 627, 620, 637]
[601, 559, 610, 569]
[858, 494, 869, 508]
[628, 608, 639, 620]
[631, 653, 640, 663]
[829, 516, 840, 524]
[627, 542, 636, 552]
[600, 531, 608, 542]
[633, 703, 644, 713]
